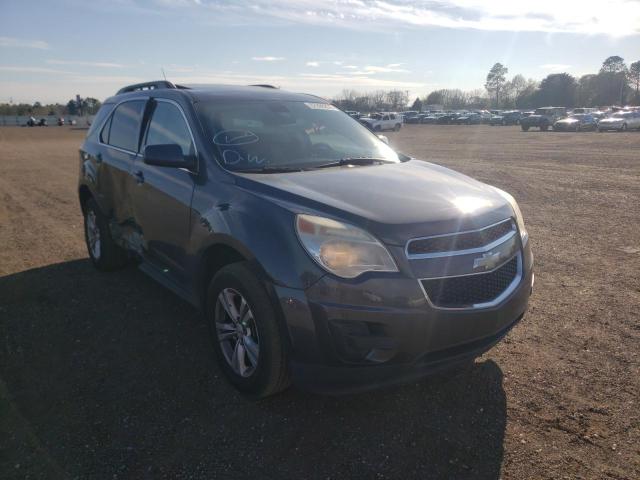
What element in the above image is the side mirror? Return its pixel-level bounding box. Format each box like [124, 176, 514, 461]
[143, 144, 196, 169]
[377, 134, 389, 145]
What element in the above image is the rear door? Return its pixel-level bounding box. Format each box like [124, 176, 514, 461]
[130, 98, 197, 280]
[94, 99, 147, 242]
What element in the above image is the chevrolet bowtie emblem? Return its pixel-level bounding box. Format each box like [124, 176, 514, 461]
[473, 251, 502, 271]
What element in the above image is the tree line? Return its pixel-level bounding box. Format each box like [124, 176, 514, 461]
[334, 55, 639, 112]
[0, 96, 102, 117]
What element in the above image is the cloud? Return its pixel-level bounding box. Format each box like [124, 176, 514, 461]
[306, 61, 320, 67]
[540, 63, 572, 71]
[363, 65, 410, 73]
[0, 66, 70, 74]
[0, 36, 49, 49]
[251, 56, 285, 61]
[47, 59, 124, 68]
[163, 0, 640, 36]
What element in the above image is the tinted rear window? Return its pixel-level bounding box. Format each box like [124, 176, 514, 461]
[106, 100, 146, 152]
[86, 104, 114, 140]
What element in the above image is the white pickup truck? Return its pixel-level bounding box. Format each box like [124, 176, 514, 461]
[359, 112, 402, 131]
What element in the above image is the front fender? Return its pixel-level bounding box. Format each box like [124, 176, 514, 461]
[190, 181, 326, 291]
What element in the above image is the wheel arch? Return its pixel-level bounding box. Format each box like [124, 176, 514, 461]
[196, 239, 294, 350]
[78, 184, 94, 214]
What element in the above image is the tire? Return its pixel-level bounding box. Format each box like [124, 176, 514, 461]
[540, 123, 549, 131]
[394, 123, 401, 131]
[83, 198, 128, 271]
[206, 262, 291, 398]
[374, 125, 381, 132]
[521, 125, 529, 131]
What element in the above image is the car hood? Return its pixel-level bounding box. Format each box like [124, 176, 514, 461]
[235, 160, 513, 245]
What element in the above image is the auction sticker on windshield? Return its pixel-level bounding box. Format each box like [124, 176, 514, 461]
[304, 103, 339, 111]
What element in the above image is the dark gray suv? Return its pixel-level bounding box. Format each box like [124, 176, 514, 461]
[79, 81, 534, 397]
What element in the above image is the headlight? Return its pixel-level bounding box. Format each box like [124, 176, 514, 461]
[493, 187, 528, 244]
[295, 214, 398, 278]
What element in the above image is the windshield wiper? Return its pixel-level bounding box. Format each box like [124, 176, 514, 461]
[311, 157, 392, 169]
[236, 165, 304, 174]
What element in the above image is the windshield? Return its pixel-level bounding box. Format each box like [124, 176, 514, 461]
[196, 100, 399, 172]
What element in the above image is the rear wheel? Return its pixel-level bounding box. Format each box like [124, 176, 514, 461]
[83, 198, 128, 271]
[206, 263, 291, 398]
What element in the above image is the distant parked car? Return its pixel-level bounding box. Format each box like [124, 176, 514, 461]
[359, 112, 402, 131]
[522, 111, 534, 118]
[553, 114, 598, 132]
[570, 107, 596, 114]
[404, 112, 423, 124]
[421, 113, 440, 124]
[598, 111, 640, 132]
[344, 110, 360, 119]
[455, 112, 482, 125]
[490, 110, 522, 126]
[37, 118, 48, 126]
[57, 117, 65, 126]
[520, 107, 567, 131]
[26, 116, 37, 127]
[436, 113, 458, 124]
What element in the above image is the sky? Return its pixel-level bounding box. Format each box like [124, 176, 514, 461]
[1, 0, 639, 104]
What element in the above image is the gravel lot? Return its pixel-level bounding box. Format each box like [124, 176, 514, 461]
[1, 125, 639, 479]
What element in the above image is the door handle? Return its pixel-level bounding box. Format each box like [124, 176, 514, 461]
[133, 170, 145, 184]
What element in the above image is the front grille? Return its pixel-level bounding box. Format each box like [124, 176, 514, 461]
[407, 219, 514, 256]
[420, 255, 519, 308]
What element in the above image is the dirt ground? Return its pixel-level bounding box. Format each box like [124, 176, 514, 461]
[1, 125, 638, 479]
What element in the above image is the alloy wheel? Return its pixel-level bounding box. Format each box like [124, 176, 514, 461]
[214, 288, 260, 377]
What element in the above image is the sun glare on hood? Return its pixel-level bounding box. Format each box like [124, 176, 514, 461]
[451, 196, 493, 214]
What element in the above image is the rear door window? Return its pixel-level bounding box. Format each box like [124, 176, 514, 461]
[106, 100, 146, 152]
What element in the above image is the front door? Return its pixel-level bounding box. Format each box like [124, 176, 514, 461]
[130, 99, 197, 280]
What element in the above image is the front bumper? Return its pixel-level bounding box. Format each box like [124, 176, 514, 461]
[274, 241, 534, 393]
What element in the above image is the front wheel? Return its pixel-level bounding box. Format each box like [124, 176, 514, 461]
[83, 198, 128, 271]
[207, 263, 291, 398]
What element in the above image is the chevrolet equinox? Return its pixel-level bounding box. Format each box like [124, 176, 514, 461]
[78, 81, 534, 397]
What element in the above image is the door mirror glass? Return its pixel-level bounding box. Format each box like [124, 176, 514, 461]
[144, 144, 195, 169]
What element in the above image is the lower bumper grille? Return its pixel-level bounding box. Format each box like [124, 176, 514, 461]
[420, 255, 519, 309]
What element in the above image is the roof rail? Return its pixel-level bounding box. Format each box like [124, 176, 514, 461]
[249, 84, 279, 89]
[116, 80, 177, 95]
